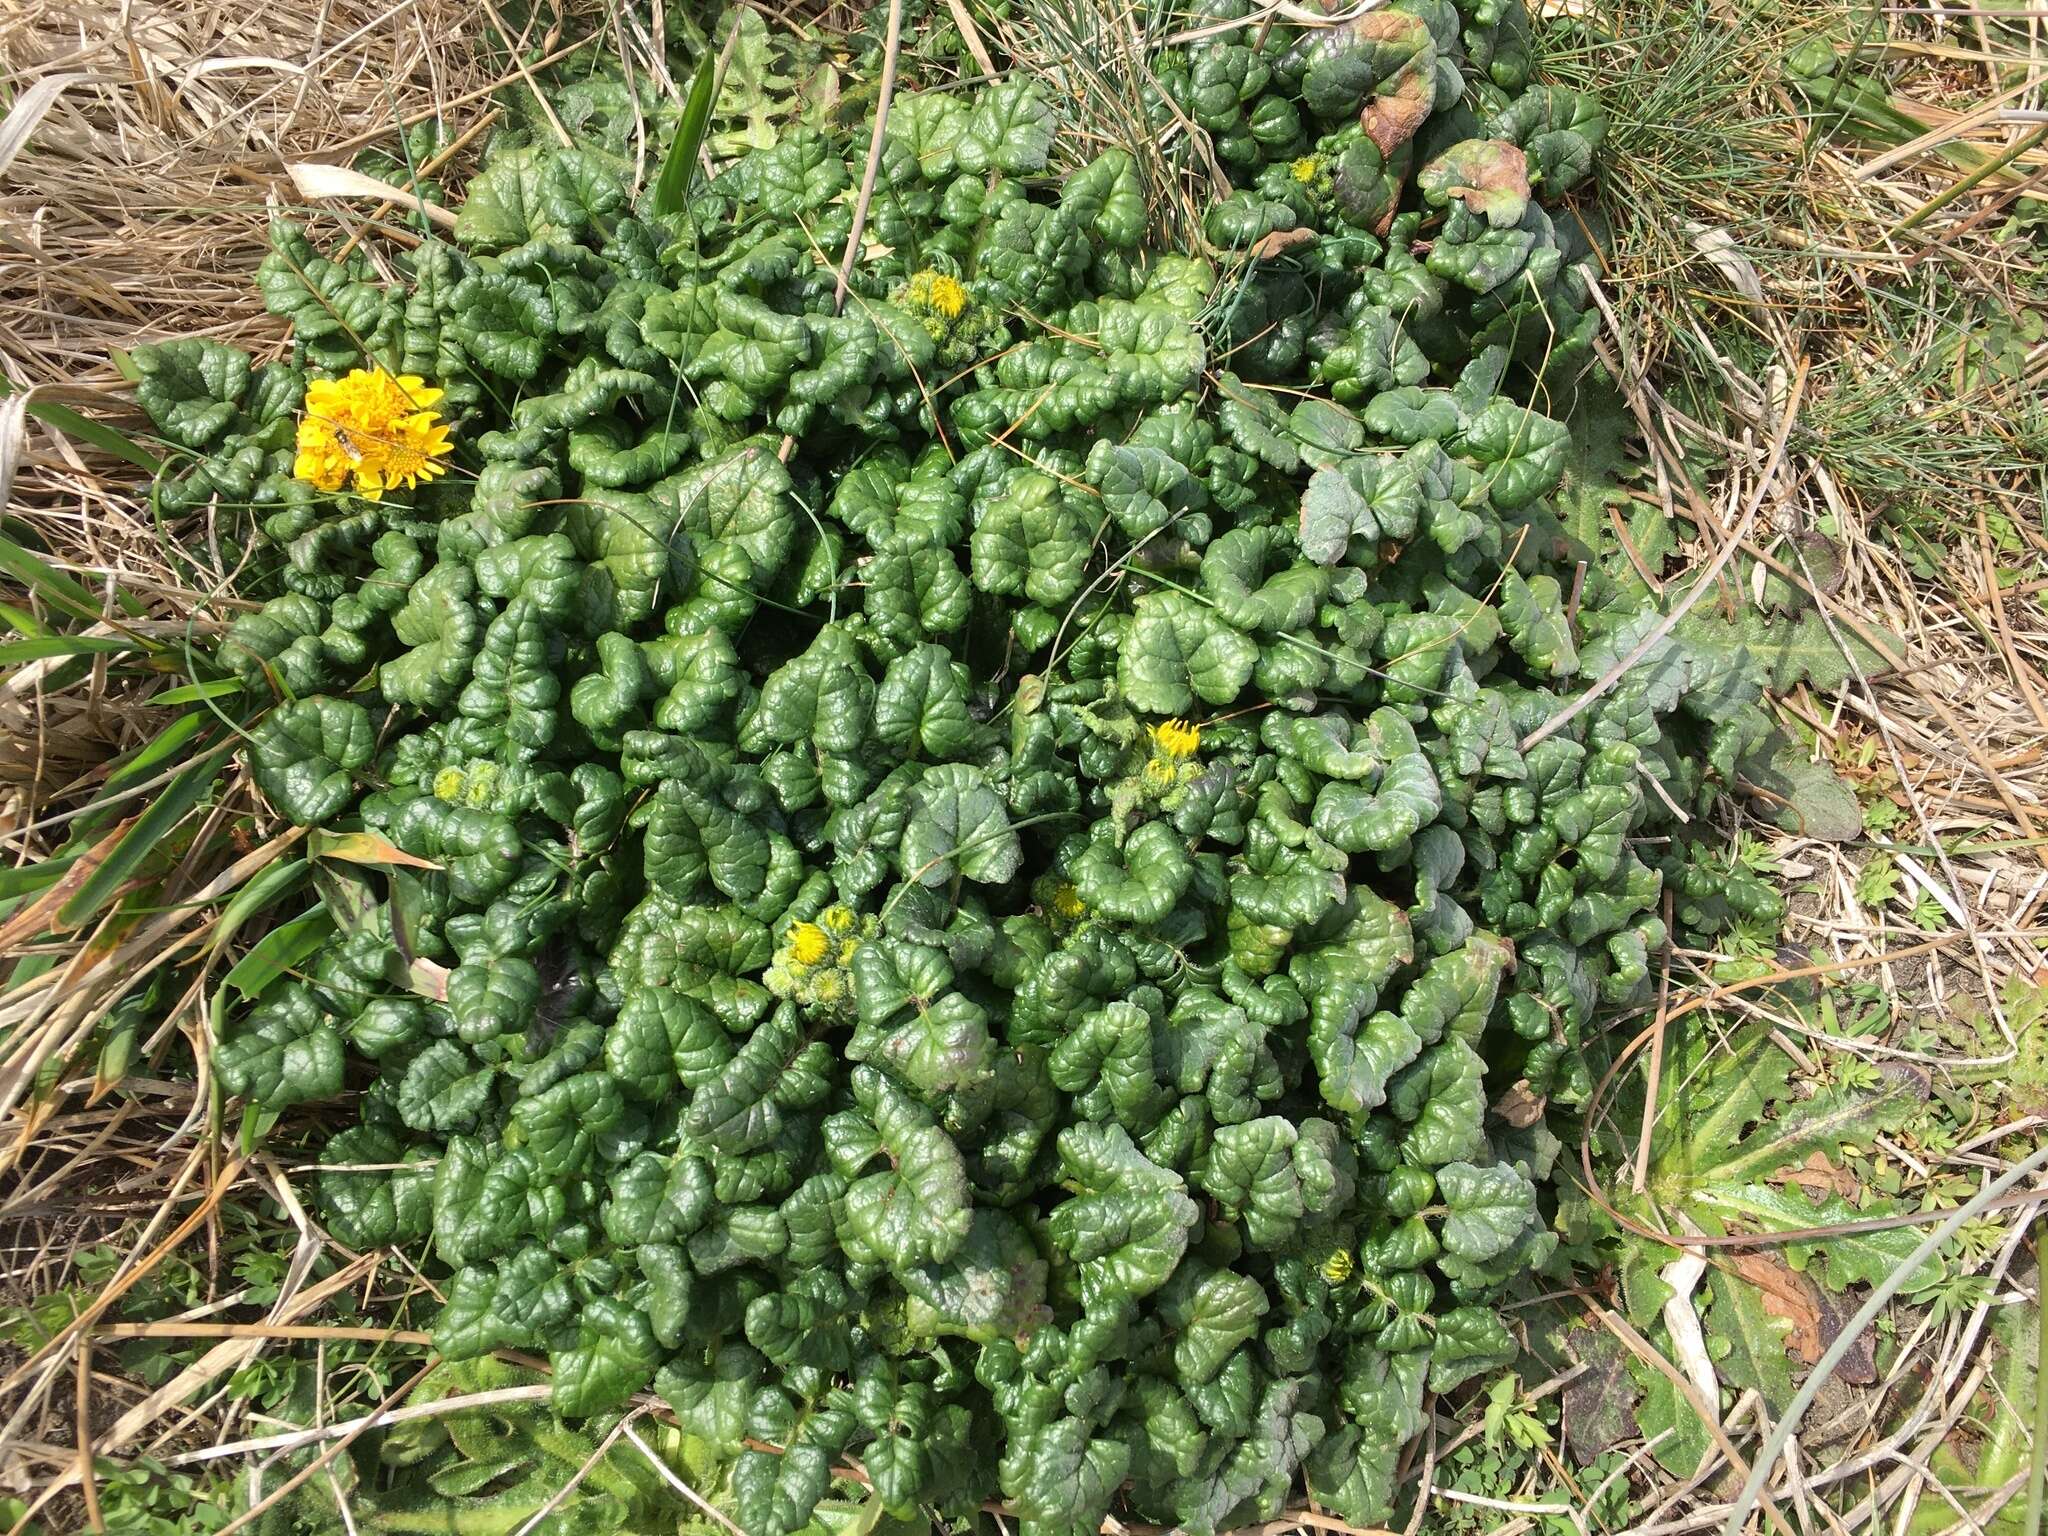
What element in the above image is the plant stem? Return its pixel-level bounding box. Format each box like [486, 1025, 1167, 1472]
[2025, 1214, 2045, 1536]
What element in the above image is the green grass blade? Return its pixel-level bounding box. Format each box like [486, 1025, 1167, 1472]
[100, 712, 210, 795]
[0, 602, 50, 638]
[224, 907, 335, 999]
[32, 401, 161, 474]
[95, 1009, 142, 1093]
[0, 636, 148, 663]
[56, 743, 230, 928]
[154, 678, 242, 706]
[239, 1102, 283, 1156]
[0, 852, 79, 901]
[0, 374, 162, 474]
[651, 4, 727, 218]
[214, 858, 310, 956]
[0, 531, 148, 623]
[70, 713, 216, 839]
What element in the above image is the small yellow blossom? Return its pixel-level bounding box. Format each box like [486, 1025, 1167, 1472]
[1049, 882, 1086, 922]
[1142, 756, 1180, 791]
[765, 905, 875, 1021]
[431, 766, 466, 802]
[1290, 156, 1321, 185]
[295, 368, 454, 500]
[1320, 1249, 1355, 1285]
[1151, 718, 1202, 760]
[788, 922, 832, 967]
[906, 269, 969, 320]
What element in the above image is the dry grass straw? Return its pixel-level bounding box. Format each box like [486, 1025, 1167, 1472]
[0, 0, 586, 1519]
[1538, 2, 2048, 1531]
[0, 0, 519, 822]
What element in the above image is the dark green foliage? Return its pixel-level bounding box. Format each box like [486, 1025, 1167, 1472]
[149, 6, 1839, 1534]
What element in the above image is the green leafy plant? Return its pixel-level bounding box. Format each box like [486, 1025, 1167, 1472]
[235, 1357, 703, 1535]
[115, 3, 1876, 1531]
[1585, 1018, 1988, 1476]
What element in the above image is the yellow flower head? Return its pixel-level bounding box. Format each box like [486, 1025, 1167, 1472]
[431, 762, 497, 806]
[1151, 718, 1202, 760]
[1142, 755, 1180, 791]
[1320, 1249, 1355, 1285]
[907, 269, 969, 321]
[295, 368, 453, 500]
[1290, 155, 1322, 185]
[1049, 882, 1086, 922]
[820, 904, 857, 935]
[788, 922, 832, 967]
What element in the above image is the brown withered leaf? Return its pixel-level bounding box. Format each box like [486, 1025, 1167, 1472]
[1326, 11, 1433, 156]
[1725, 1253, 1844, 1370]
[1249, 227, 1318, 262]
[0, 816, 133, 949]
[1493, 1079, 1546, 1128]
[1811, 1285, 1876, 1385]
[1363, 84, 1432, 158]
[1419, 139, 1532, 224]
[1776, 1150, 1859, 1201]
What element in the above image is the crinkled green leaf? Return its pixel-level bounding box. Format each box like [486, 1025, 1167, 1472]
[900, 764, 1022, 887]
[1121, 592, 1257, 714]
[956, 80, 1055, 175]
[249, 696, 374, 824]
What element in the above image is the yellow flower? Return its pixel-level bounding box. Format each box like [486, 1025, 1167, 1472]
[766, 907, 872, 1020]
[1151, 718, 1202, 760]
[1142, 756, 1179, 791]
[788, 922, 832, 967]
[1320, 1249, 1355, 1285]
[1049, 882, 1086, 922]
[906, 269, 969, 321]
[295, 368, 453, 500]
[1290, 155, 1321, 185]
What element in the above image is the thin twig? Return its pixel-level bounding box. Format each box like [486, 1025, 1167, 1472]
[216, 1363, 436, 1536]
[510, 1408, 642, 1536]
[622, 1422, 749, 1536]
[833, 0, 902, 313]
[333, 108, 501, 260]
[91, 1322, 434, 1345]
[480, 0, 573, 148]
[1973, 504, 2048, 730]
[1522, 358, 1811, 751]
[77, 1339, 103, 1535]
[166, 1383, 556, 1465]
[1631, 890, 1678, 1196]
[1589, 1304, 1796, 1536]
[0, 1152, 242, 1399]
[942, 0, 998, 76]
